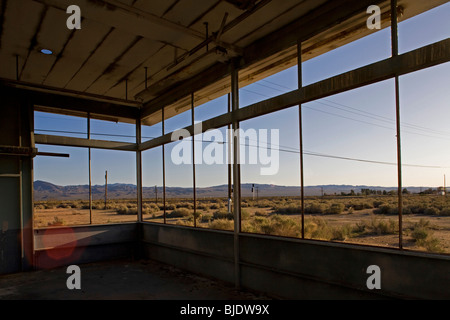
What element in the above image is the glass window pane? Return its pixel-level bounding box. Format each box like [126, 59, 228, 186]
[239, 106, 301, 238]
[91, 149, 137, 224]
[34, 111, 87, 138]
[195, 126, 232, 231]
[90, 119, 136, 143]
[398, 3, 450, 54]
[164, 139, 195, 226]
[302, 27, 391, 86]
[34, 145, 90, 228]
[303, 80, 399, 248]
[142, 146, 164, 223]
[400, 62, 450, 255]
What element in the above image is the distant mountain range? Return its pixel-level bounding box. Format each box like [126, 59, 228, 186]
[33, 180, 432, 201]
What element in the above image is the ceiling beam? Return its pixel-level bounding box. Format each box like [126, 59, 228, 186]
[140, 0, 387, 120]
[139, 38, 450, 151]
[0, 82, 140, 121]
[35, 134, 138, 151]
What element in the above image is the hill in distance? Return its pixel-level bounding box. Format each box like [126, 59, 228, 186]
[33, 180, 431, 201]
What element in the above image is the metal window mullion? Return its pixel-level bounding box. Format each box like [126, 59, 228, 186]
[297, 41, 305, 239]
[231, 60, 241, 289]
[191, 93, 197, 228]
[391, 0, 403, 249]
[88, 113, 92, 225]
[162, 107, 166, 224]
[136, 117, 143, 223]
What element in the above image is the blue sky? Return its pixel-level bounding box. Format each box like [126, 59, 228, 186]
[35, 3, 450, 189]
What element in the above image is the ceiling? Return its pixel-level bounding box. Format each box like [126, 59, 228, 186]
[0, 0, 446, 126]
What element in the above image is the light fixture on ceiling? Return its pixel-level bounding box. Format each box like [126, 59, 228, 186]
[40, 49, 53, 55]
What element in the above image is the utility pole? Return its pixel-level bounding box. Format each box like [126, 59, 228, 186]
[444, 174, 446, 196]
[104, 170, 108, 210]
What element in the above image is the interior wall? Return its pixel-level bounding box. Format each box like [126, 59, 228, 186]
[140, 222, 450, 299]
[0, 87, 34, 274]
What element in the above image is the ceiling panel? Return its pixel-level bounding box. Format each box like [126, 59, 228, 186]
[0, 0, 46, 79]
[19, 6, 74, 83]
[162, 0, 220, 27]
[42, 18, 113, 88]
[64, 28, 139, 92]
[89, 37, 161, 96]
[133, 0, 179, 18]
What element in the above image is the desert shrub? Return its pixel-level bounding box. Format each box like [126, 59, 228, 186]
[176, 220, 194, 227]
[347, 207, 354, 214]
[243, 215, 301, 238]
[373, 204, 397, 215]
[357, 218, 398, 235]
[332, 224, 354, 241]
[117, 205, 137, 215]
[407, 204, 426, 214]
[197, 203, 209, 210]
[176, 202, 194, 209]
[167, 208, 192, 218]
[200, 212, 213, 223]
[213, 210, 234, 220]
[273, 204, 300, 215]
[326, 203, 345, 215]
[47, 216, 64, 227]
[255, 199, 275, 208]
[159, 204, 175, 210]
[305, 203, 326, 214]
[304, 217, 333, 240]
[410, 219, 444, 253]
[209, 219, 234, 231]
[254, 210, 268, 217]
[423, 207, 439, 215]
[439, 208, 450, 216]
[350, 203, 365, 211]
[373, 201, 384, 208]
[209, 202, 224, 210]
[147, 203, 160, 212]
[241, 209, 250, 220]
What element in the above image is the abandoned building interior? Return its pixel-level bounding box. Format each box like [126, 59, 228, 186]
[0, 0, 449, 299]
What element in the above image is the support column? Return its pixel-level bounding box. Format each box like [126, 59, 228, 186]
[231, 60, 241, 288]
[136, 117, 143, 223]
[0, 88, 34, 274]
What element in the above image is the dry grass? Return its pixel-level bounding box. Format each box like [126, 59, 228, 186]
[34, 195, 450, 254]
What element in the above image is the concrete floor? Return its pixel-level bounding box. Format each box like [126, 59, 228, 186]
[0, 259, 271, 300]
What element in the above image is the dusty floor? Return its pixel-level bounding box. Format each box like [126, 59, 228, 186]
[0, 259, 271, 300]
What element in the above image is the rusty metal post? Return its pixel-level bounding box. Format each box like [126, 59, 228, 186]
[297, 41, 305, 239]
[88, 112, 92, 225]
[162, 107, 167, 224]
[136, 117, 143, 223]
[191, 92, 197, 227]
[391, 0, 403, 249]
[231, 60, 241, 288]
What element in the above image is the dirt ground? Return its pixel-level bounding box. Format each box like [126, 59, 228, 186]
[0, 259, 271, 300]
[34, 206, 450, 254]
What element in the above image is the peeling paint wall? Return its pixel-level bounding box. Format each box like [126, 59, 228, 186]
[0, 87, 34, 274]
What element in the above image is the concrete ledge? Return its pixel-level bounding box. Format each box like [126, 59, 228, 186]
[34, 223, 138, 270]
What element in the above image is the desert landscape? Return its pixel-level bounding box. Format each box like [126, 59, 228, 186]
[34, 193, 450, 255]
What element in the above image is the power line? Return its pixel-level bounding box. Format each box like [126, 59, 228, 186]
[259, 79, 450, 139]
